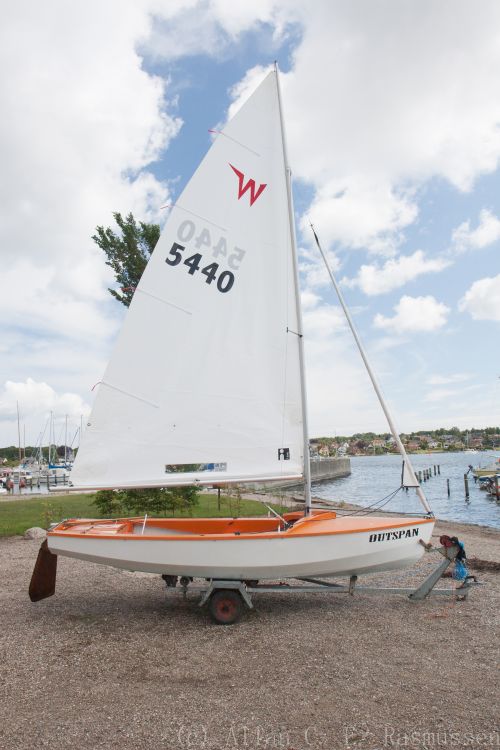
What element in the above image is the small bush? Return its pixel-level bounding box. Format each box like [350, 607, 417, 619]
[92, 490, 123, 516]
[92, 486, 200, 517]
[40, 501, 63, 529]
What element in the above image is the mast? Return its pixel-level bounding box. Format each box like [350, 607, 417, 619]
[16, 401, 22, 464]
[49, 411, 53, 465]
[275, 63, 313, 516]
[311, 226, 432, 516]
[64, 415, 68, 466]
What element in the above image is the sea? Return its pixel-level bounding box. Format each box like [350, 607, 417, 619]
[313, 451, 500, 529]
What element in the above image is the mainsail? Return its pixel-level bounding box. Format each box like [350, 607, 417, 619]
[72, 71, 305, 489]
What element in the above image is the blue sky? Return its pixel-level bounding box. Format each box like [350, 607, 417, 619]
[1, 1, 499, 447]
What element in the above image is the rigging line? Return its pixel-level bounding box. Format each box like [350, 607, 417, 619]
[95, 381, 160, 410]
[208, 129, 261, 157]
[350, 490, 404, 516]
[135, 288, 192, 315]
[332, 487, 403, 517]
[170, 202, 227, 232]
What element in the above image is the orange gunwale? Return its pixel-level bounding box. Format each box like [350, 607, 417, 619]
[48, 513, 434, 542]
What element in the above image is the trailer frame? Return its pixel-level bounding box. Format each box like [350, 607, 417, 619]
[168, 540, 480, 624]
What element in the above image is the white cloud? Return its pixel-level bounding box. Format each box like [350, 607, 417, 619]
[0, 1, 185, 432]
[374, 295, 450, 334]
[427, 373, 471, 386]
[146, 1, 291, 61]
[345, 250, 450, 295]
[459, 274, 500, 321]
[215, 2, 500, 255]
[303, 177, 418, 256]
[281, 1, 500, 252]
[0, 5, 183, 260]
[303, 302, 346, 345]
[299, 244, 341, 292]
[423, 383, 480, 403]
[0, 258, 120, 343]
[0, 379, 91, 446]
[301, 301, 386, 434]
[451, 209, 500, 253]
[423, 388, 459, 403]
[0, 4, 181, 266]
[300, 290, 322, 310]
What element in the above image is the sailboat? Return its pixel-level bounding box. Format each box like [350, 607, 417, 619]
[30, 67, 434, 605]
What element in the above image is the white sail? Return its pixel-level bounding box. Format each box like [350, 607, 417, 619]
[72, 71, 305, 490]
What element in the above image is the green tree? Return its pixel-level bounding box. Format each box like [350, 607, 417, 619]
[93, 211, 160, 307]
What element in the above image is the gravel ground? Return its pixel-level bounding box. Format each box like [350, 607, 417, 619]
[0, 516, 499, 750]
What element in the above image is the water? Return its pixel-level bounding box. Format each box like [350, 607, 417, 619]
[2, 478, 69, 498]
[313, 452, 500, 529]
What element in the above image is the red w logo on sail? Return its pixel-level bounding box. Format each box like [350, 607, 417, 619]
[229, 164, 267, 206]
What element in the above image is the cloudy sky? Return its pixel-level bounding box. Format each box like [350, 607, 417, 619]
[1, 0, 500, 450]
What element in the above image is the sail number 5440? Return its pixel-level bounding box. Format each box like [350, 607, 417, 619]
[165, 242, 235, 293]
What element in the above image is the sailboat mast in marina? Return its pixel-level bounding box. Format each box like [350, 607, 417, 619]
[30, 67, 435, 611]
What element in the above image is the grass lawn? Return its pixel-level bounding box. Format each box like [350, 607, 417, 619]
[0, 492, 275, 537]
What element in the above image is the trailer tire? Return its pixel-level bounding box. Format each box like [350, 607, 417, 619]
[209, 590, 243, 625]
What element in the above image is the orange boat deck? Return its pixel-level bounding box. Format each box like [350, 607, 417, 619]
[49, 510, 434, 541]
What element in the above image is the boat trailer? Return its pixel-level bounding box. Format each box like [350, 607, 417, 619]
[167, 539, 481, 624]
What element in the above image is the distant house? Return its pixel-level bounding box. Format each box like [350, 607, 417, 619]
[337, 442, 349, 456]
[309, 440, 320, 457]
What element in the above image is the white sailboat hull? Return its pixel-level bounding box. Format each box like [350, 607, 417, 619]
[48, 518, 434, 580]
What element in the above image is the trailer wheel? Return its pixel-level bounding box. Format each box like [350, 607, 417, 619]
[209, 590, 244, 625]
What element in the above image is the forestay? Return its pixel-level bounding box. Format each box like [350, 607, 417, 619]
[72, 71, 305, 489]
